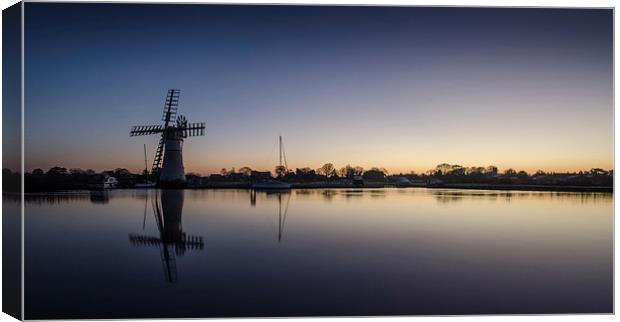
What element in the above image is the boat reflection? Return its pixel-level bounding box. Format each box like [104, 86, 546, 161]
[128, 189, 204, 283]
[250, 190, 291, 242]
[89, 190, 110, 204]
[274, 192, 290, 242]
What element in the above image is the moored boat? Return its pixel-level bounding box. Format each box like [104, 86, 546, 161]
[252, 136, 292, 190]
[103, 176, 119, 189]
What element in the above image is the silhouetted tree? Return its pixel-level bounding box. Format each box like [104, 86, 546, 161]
[363, 169, 386, 181]
[318, 163, 336, 177]
[467, 167, 485, 175]
[47, 167, 67, 175]
[590, 168, 608, 175]
[486, 165, 498, 175]
[238, 167, 252, 176]
[339, 164, 356, 178]
[114, 168, 131, 176]
[450, 165, 465, 176]
[353, 166, 364, 176]
[435, 163, 452, 175]
[275, 165, 287, 178]
[296, 167, 313, 175]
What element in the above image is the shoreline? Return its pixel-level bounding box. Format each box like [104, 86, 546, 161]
[191, 182, 613, 193]
[17, 183, 613, 195]
[435, 184, 613, 193]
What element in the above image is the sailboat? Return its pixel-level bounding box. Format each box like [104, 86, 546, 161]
[135, 144, 157, 188]
[252, 136, 292, 190]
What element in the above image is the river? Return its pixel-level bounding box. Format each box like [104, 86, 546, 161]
[20, 188, 612, 318]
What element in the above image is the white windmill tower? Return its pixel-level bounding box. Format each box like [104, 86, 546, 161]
[130, 89, 205, 185]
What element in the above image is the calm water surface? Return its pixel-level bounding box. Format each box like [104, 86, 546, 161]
[23, 188, 612, 318]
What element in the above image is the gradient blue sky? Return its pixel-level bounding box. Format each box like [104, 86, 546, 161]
[24, 4, 613, 175]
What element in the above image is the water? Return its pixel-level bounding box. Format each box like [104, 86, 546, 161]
[21, 188, 612, 318]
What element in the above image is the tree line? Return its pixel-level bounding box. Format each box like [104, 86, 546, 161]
[6, 162, 613, 192]
[220, 164, 387, 178]
[17, 163, 614, 180]
[218, 162, 613, 179]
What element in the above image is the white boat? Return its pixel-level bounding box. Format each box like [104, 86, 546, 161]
[253, 179, 291, 190]
[394, 176, 412, 187]
[103, 176, 119, 189]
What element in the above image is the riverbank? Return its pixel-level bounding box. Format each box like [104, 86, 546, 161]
[437, 183, 612, 193]
[193, 182, 612, 193]
[18, 182, 613, 194]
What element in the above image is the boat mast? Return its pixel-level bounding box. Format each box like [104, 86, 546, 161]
[279, 135, 288, 172]
[144, 144, 149, 179]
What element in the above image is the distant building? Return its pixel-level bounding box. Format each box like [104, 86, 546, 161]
[409, 179, 426, 187]
[353, 175, 364, 187]
[484, 172, 499, 179]
[251, 171, 272, 181]
[207, 174, 226, 182]
[87, 175, 118, 189]
[186, 174, 205, 187]
[394, 176, 412, 187]
[228, 173, 246, 182]
[103, 176, 118, 189]
[427, 178, 444, 187]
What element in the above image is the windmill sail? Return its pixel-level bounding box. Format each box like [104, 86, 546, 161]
[130, 125, 164, 136]
[151, 135, 166, 175]
[152, 89, 180, 175]
[162, 89, 180, 126]
[185, 122, 206, 137]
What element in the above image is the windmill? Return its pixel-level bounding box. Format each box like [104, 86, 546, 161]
[130, 89, 205, 184]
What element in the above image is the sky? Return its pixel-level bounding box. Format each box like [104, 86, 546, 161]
[24, 4, 613, 175]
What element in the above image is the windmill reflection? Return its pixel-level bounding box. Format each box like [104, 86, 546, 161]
[128, 189, 203, 283]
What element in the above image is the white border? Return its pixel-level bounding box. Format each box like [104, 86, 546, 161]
[20, 0, 24, 320]
[0, 1, 617, 322]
